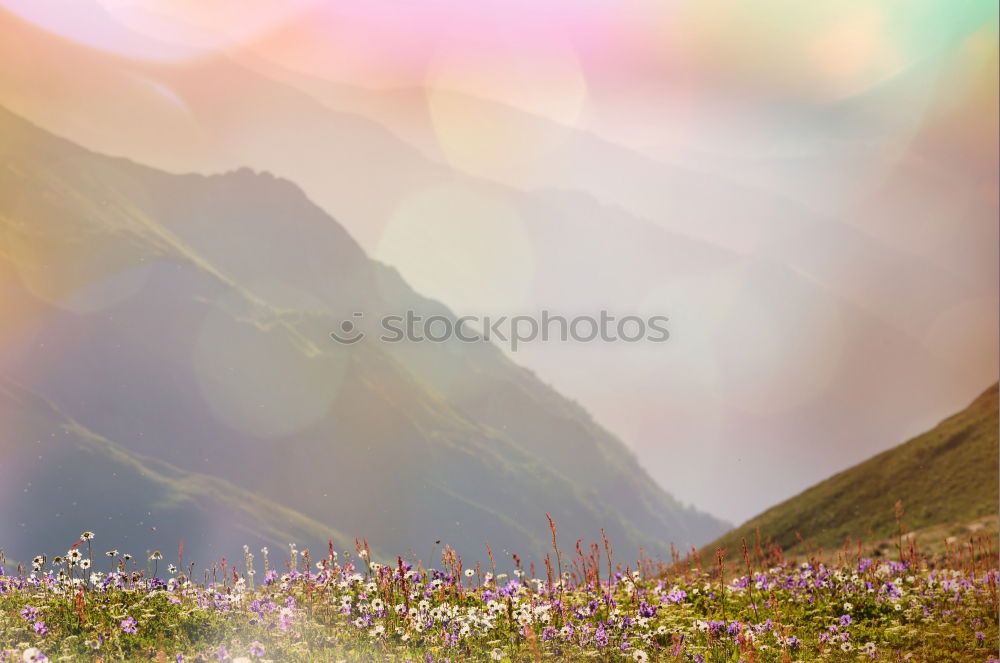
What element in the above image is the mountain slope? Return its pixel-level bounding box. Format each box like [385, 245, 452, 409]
[0, 104, 728, 563]
[0, 375, 355, 561]
[4, 7, 995, 529]
[704, 384, 999, 558]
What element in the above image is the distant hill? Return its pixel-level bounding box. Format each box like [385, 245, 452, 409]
[0, 104, 728, 564]
[704, 384, 999, 558]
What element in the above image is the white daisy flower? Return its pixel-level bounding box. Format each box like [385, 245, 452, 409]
[22, 647, 46, 662]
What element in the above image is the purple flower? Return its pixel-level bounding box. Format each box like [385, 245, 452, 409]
[32, 621, 48, 635]
[21, 606, 39, 621]
[594, 623, 609, 648]
[250, 642, 265, 658]
[975, 631, 985, 643]
[120, 617, 138, 634]
[664, 590, 687, 603]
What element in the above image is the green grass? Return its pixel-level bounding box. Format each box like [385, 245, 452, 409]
[703, 384, 999, 560]
[1, 539, 996, 662]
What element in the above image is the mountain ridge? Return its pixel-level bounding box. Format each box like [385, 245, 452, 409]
[0, 103, 728, 564]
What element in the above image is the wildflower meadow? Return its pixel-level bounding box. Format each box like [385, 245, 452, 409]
[0, 522, 997, 663]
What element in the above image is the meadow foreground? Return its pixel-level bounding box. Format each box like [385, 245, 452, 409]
[0, 531, 997, 662]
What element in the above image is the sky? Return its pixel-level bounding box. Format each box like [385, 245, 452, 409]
[1, 0, 997, 523]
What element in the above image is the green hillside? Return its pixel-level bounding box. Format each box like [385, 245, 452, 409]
[705, 383, 999, 558]
[0, 375, 356, 561]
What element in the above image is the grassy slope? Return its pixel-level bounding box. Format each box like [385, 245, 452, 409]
[704, 383, 998, 558]
[0, 375, 356, 561]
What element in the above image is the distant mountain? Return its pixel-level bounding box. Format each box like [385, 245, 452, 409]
[4, 7, 995, 528]
[704, 384, 999, 558]
[0, 376, 352, 562]
[0, 105, 728, 564]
